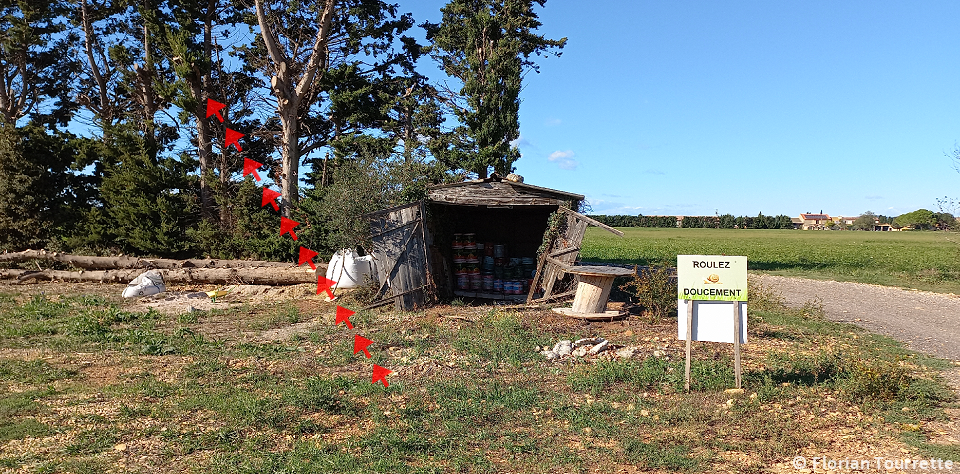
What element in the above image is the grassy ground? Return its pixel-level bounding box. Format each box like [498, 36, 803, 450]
[580, 228, 960, 293]
[0, 281, 957, 473]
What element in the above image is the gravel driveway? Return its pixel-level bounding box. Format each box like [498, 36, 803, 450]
[753, 274, 960, 362]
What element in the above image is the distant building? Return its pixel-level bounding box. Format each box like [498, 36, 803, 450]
[799, 213, 831, 230]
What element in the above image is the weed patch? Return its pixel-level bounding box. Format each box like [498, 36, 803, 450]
[623, 439, 701, 471]
[452, 310, 549, 366]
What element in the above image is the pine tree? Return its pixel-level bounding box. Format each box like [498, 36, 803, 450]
[0, 123, 94, 250]
[0, 0, 78, 126]
[424, 0, 565, 178]
[95, 125, 198, 257]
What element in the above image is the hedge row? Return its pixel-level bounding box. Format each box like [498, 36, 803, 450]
[589, 214, 796, 229]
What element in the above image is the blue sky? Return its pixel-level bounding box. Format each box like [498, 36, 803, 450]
[406, 0, 960, 217]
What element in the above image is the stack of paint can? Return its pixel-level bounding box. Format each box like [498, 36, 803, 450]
[462, 233, 481, 290]
[521, 257, 536, 292]
[491, 243, 506, 293]
[453, 233, 468, 290]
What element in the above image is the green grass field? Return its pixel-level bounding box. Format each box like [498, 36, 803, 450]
[580, 228, 960, 293]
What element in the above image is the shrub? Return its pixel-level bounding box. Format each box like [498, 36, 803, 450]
[620, 265, 677, 319]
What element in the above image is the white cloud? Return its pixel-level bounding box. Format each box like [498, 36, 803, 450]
[545, 118, 562, 126]
[510, 135, 533, 149]
[548, 150, 578, 170]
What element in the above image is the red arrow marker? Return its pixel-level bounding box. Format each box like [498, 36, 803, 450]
[335, 305, 354, 329]
[298, 246, 319, 270]
[225, 127, 244, 152]
[261, 187, 281, 211]
[206, 98, 226, 122]
[354, 334, 373, 358]
[372, 364, 392, 388]
[243, 158, 262, 181]
[280, 216, 299, 240]
[317, 275, 337, 298]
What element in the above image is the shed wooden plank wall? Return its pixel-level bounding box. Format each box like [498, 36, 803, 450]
[368, 202, 430, 310]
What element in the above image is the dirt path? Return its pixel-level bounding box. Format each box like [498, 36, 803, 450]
[753, 274, 960, 362]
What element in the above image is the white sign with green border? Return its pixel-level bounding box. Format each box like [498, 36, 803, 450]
[677, 255, 748, 344]
[677, 255, 747, 301]
[676, 255, 749, 389]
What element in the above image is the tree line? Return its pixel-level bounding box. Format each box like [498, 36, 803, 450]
[589, 213, 796, 229]
[590, 210, 958, 231]
[0, 0, 565, 260]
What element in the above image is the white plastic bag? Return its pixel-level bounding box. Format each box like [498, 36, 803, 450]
[122, 270, 166, 298]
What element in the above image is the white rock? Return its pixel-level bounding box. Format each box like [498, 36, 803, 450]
[573, 337, 604, 347]
[588, 340, 610, 355]
[553, 340, 573, 356]
[540, 350, 559, 360]
[572, 346, 588, 357]
[653, 350, 666, 358]
[615, 347, 637, 358]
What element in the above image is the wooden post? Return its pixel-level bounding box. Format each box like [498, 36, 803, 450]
[733, 301, 742, 389]
[685, 299, 693, 392]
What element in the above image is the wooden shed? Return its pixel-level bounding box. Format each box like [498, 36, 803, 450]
[365, 177, 622, 310]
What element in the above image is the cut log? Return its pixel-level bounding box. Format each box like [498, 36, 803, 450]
[12, 267, 319, 285]
[0, 250, 325, 271]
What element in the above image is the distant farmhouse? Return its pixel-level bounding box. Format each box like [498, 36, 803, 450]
[796, 213, 831, 230]
[794, 212, 896, 231]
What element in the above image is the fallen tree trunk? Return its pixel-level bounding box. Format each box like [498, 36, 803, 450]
[12, 267, 319, 285]
[0, 249, 326, 271]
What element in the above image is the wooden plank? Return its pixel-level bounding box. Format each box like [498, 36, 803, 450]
[558, 206, 624, 236]
[548, 246, 581, 258]
[545, 256, 574, 271]
[526, 248, 548, 303]
[368, 219, 420, 239]
[541, 210, 588, 299]
[566, 265, 635, 277]
[427, 180, 584, 201]
[0, 250, 306, 271]
[425, 195, 561, 206]
[685, 300, 694, 392]
[527, 288, 577, 304]
[734, 302, 742, 389]
[452, 290, 527, 302]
